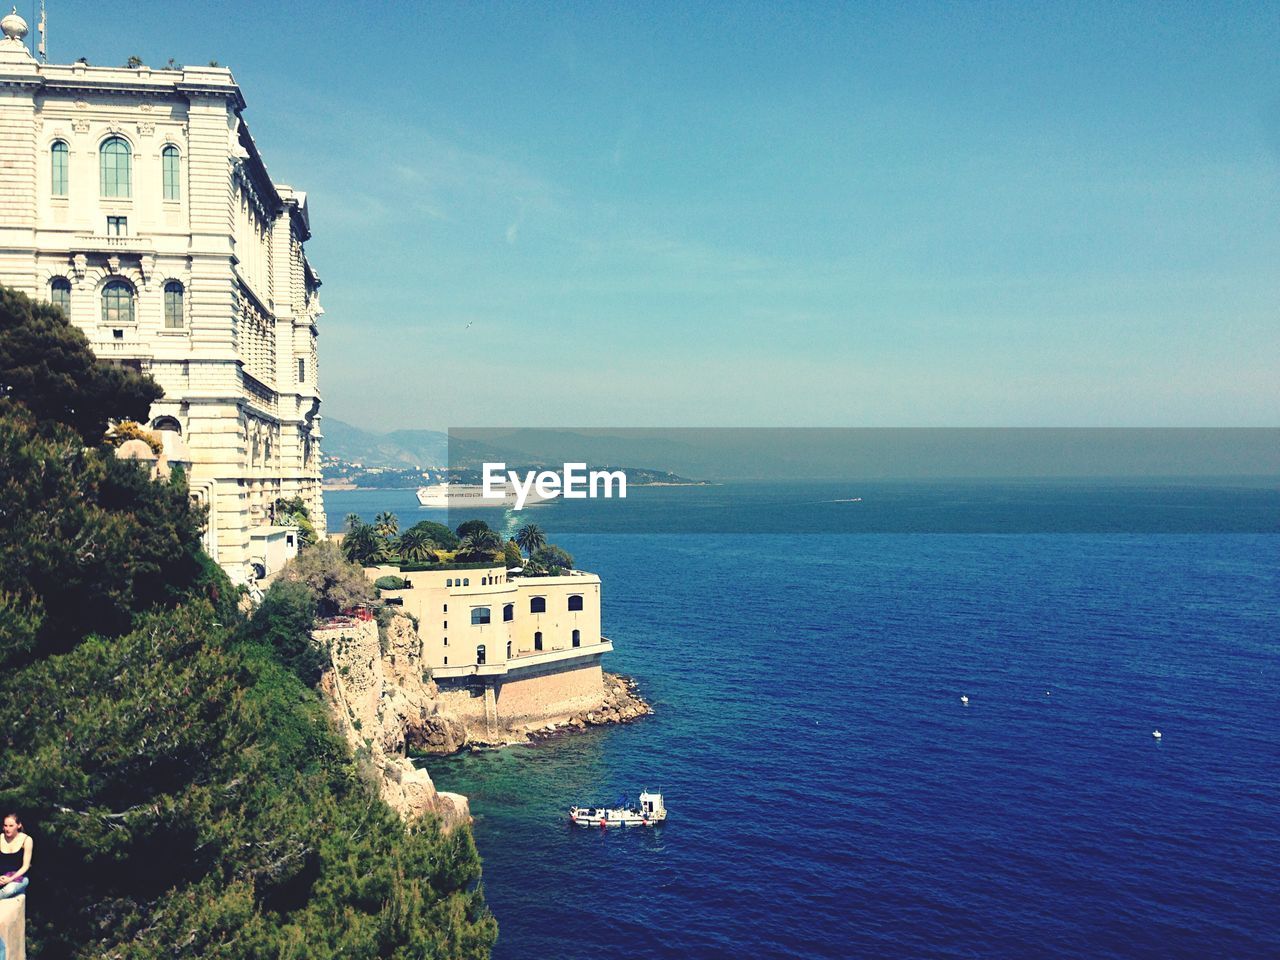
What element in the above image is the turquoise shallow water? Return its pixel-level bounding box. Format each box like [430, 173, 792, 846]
[327, 489, 1280, 958]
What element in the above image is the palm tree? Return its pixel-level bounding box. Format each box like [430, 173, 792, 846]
[457, 528, 503, 560]
[398, 529, 435, 562]
[342, 524, 379, 565]
[514, 523, 546, 558]
[373, 511, 399, 538]
[345, 512, 361, 531]
[473, 528, 503, 553]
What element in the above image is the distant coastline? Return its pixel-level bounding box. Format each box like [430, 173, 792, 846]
[323, 478, 714, 492]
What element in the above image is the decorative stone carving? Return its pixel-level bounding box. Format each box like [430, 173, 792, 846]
[74, 99, 87, 110]
[73, 118, 89, 133]
[107, 254, 120, 275]
[140, 253, 156, 286]
[71, 253, 87, 283]
[137, 121, 154, 136]
[139, 101, 153, 113]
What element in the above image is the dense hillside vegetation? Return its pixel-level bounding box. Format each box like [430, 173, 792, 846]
[0, 287, 496, 958]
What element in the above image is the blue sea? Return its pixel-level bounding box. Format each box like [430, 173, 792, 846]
[328, 483, 1280, 959]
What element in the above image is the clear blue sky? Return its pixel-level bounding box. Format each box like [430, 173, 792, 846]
[43, 1, 1280, 430]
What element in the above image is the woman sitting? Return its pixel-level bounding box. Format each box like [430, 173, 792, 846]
[0, 813, 32, 899]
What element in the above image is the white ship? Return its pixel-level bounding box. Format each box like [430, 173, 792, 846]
[569, 791, 666, 828]
[416, 482, 551, 509]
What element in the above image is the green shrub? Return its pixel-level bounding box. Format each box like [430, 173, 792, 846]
[375, 574, 408, 590]
[406, 519, 460, 550]
[280, 539, 375, 616]
[240, 578, 325, 684]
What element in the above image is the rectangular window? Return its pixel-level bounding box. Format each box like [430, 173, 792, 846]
[100, 140, 132, 198]
[164, 285, 184, 329]
[162, 147, 180, 200]
[51, 143, 68, 196]
[298, 358, 306, 383]
[471, 607, 491, 626]
[50, 282, 70, 315]
[107, 216, 127, 236]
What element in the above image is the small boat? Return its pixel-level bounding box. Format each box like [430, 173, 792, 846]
[569, 791, 666, 827]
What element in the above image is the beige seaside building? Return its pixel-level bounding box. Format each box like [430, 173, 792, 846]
[366, 563, 615, 732]
[0, 13, 325, 583]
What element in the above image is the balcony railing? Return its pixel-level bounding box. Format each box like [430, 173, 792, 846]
[92, 337, 153, 359]
[74, 234, 155, 253]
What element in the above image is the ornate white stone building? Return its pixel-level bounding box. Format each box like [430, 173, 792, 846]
[0, 13, 325, 583]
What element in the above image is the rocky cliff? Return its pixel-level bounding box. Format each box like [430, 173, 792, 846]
[315, 614, 470, 831]
[316, 612, 652, 772]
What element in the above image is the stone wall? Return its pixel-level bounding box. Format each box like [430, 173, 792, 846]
[0, 894, 24, 960]
[435, 657, 608, 742]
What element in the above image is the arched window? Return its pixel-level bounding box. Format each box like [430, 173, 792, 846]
[463, 578, 470, 586]
[476, 644, 486, 666]
[502, 603, 514, 623]
[572, 629, 581, 648]
[471, 606, 491, 625]
[99, 137, 132, 198]
[534, 631, 543, 651]
[568, 595, 584, 611]
[164, 281, 184, 329]
[49, 277, 71, 316]
[506, 640, 512, 659]
[161, 145, 180, 200]
[530, 596, 546, 614]
[151, 416, 181, 434]
[51, 140, 69, 196]
[101, 280, 134, 325]
[446, 578, 453, 587]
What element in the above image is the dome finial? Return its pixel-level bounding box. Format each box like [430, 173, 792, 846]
[1, 7, 28, 43]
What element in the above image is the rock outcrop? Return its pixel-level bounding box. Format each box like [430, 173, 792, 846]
[315, 615, 471, 832]
[317, 613, 652, 772]
[529, 673, 652, 739]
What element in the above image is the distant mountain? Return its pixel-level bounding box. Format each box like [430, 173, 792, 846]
[323, 422, 709, 481]
[323, 419, 449, 468]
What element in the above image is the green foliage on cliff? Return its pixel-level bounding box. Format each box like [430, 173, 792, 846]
[242, 578, 324, 684]
[0, 401, 209, 667]
[0, 286, 496, 958]
[276, 539, 375, 617]
[0, 286, 162, 445]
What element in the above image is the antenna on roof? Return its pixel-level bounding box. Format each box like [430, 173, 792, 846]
[35, 0, 45, 62]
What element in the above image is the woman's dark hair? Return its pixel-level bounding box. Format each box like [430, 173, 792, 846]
[1, 812, 21, 827]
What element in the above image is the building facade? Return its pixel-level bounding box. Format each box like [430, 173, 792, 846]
[367, 563, 614, 732]
[0, 15, 325, 583]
